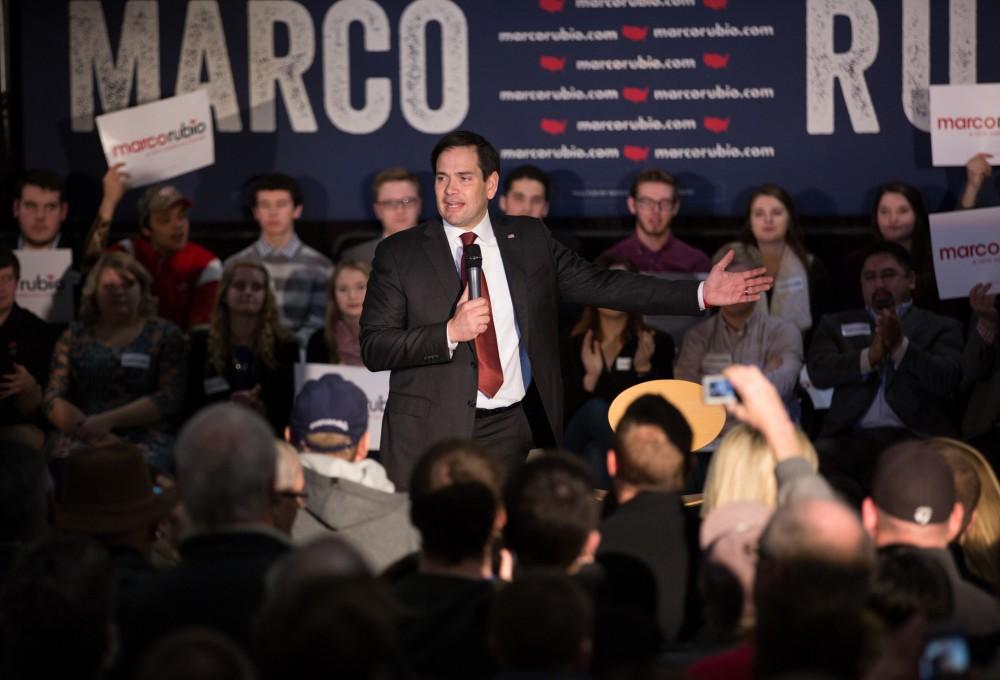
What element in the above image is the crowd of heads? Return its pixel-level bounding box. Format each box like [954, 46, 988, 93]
[0, 133, 998, 678]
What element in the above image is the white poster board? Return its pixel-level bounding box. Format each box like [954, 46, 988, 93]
[294, 363, 390, 449]
[14, 249, 75, 323]
[930, 84, 1000, 166]
[929, 206, 1000, 300]
[96, 90, 214, 186]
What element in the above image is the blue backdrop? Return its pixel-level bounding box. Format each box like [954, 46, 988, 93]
[16, 0, 1000, 222]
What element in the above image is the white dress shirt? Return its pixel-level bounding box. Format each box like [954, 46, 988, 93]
[443, 214, 526, 408]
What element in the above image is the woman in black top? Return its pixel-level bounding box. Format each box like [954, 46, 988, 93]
[185, 261, 297, 434]
[560, 255, 674, 486]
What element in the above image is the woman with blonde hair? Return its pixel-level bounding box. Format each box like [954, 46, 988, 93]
[701, 424, 818, 516]
[43, 251, 187, 470]
[306, 260, 370, 365]
[185, 260, 297, 434]
[928, 437, 1000, 592]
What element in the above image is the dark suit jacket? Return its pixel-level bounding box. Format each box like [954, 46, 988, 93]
[961, 317, 1000, 439]
[806, 306, 963, 437]
[360, 213, 701, 486]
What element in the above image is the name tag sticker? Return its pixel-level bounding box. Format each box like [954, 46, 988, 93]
[777, 276, 806, 293]
[121, 353, 151, 370]
[203, 376, 230, 395]
[616, 357, 632, 371]
[841, 323, 872, 338]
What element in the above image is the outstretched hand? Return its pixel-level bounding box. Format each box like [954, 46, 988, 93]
[702, 250, 773, 307]
[722, 364, 799, 462]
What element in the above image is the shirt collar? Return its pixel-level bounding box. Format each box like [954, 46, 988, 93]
[16, 233, 61, 250]
[255, 233, 301, 258]
[443, 212, 496, 246]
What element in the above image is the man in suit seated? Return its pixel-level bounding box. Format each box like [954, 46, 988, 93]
[807, 241, 964, 504]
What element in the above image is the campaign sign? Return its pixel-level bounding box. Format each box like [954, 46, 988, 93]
[14, 249, 75, 323]
[929, 206, 1000, 300]
[930, 84, 1000, 167]
[294, 363, 390, 450]
[95, 90, 215, 187]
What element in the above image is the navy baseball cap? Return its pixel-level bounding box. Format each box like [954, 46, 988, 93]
[290, 375, 368, 452]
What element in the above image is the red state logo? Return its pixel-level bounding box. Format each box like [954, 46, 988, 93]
[540, 119, 568, 135]
[704, 0, 728, 9]
[702, 53, 730, 69]
[703, 116, 731, 133]
[622, 87, 649, 103]
[539, 0, 565, 12]
[621, 25, 649, 41]
[539, 56, 567, 72]
[623, 146, 650, 162]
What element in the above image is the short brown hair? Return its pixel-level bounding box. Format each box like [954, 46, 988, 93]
[629, 168, 678, 198]
[371, 167, 420, 201]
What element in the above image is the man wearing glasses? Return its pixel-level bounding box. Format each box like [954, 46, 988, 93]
[601, 168, 711, 273]
[339, 167, 422, 265]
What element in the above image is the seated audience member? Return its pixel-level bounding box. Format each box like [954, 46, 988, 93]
[489, 572, 593, 677]
[89, 168, 223, 330]
[675, 244, 802, 416]
[392, 439, 503, 680]
[861, 440, 1000, 637]
[265, 536, 372, 599]
[503, 452, 601, 575]
[185, 261, 297, 435]
[498, 164, 551, 219]
[961, 282, 1000, 461]
[305, 260, 369, 365]
[561, 255, 674, 486]
[123, 403, 291, 664]
[10, 168, 81, 257]
[601, 394, 695, 645]
[0, 536, 113, 680]
[272, 439, 306, 536]
[339, 167, 422, 264]
[600, 168, 711, 273]
[840, 182, 944, 313]
[135, 628, 259, 680]
[931, 437, 1000, 592]
[0, 442, 51, 583]
[697, 502, 773, 650]
[691, 498, 874, 680]
[735, 183, 831, 335]
[43, 252, 187, 471]
[56, 445, 177, 614]
[807, 241, 963, 504]
[0, 248, 59, 449]
[227, 173, 332, 347]
[701, 424, 818, 516]
[288, 374, 419, 571]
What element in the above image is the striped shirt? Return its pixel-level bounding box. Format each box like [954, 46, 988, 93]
[225, 235, 332, 347]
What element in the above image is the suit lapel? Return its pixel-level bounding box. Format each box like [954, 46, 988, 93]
[421, 219, 462, 303]
[492, 213, 529, 343]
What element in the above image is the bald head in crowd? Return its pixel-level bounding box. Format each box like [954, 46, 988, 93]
[175, 403, 277, 531]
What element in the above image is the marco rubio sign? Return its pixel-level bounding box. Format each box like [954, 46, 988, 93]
[930, 84, 1000, 167]
[14, 250, 76, 323]
[96, 90, 215, 187]
[929, 206, 1000, 300]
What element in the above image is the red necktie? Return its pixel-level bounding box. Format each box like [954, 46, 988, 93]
[460, 232, 504, 398]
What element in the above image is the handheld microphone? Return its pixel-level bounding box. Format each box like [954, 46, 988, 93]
[465, 244, 483, 299]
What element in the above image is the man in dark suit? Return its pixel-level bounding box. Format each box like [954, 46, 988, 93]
[807, 241, 964, 503]
[361, 131, 771, 487]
